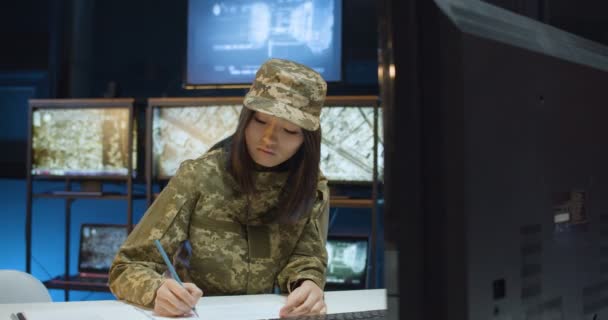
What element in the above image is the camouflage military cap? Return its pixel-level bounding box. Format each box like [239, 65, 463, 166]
[243, 58, 327, 131]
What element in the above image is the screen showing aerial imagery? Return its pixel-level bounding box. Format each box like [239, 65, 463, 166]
[79, 225, 129, 271]
[186, 0, 342, 85]
[31, 108, 135, 176]
[320, 106, 383, 183]
[325, 237, 368, 288]
[152, 105, 242, 178]
[153, 105, 383, 182]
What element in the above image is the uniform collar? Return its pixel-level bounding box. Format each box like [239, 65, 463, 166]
[252, 170, 289, 191]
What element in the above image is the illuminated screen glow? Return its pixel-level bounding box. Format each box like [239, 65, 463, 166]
[79, 225, 128, 272]
[187, 0, 342, 85]
[320, 106, 384, 183]
[153, 105, 242, 178]
[31, 108, 136, 176]
[152, 105, 383, 182]
[325, 237, 368, 286]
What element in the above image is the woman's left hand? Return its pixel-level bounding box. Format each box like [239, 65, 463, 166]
[279, 280, 326, 318]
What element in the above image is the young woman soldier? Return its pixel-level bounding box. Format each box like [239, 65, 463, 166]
[109, 58, 330, 318]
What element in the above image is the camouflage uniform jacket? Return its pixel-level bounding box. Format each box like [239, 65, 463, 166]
[109, 148, 329, 307]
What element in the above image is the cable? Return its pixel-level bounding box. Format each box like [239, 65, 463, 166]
[329, 208, 339, 230]
[31, 255, 55, 280]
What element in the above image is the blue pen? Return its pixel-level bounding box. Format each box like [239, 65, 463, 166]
[154, 239, 200, 318]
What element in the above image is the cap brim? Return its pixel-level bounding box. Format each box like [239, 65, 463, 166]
[244, 95, 320, 131]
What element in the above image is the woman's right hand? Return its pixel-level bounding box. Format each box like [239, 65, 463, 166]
[154, 279, 203, 317]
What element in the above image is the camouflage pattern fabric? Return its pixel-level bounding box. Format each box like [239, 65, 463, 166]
[244, 58, 327, 131]
[109, 148, 329, 307]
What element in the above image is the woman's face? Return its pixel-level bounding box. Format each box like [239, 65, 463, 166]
[245, 111, 304, 168]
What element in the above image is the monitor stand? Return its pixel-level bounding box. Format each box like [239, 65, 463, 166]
[52, 180, 103, 196]
[80, 180, 102, 194]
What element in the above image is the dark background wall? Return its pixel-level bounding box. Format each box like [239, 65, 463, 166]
[0, 1, 51, 71]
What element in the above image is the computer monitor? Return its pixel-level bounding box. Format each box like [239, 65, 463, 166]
[321, 96, 383, 184]
[382, 0, 608, 319]
[325, 235, 369, 291]
[78, 224, 129, 273]
[28, 99, 136, 178]
[149, 97, 382, 184]
[185, 0, 342, 87]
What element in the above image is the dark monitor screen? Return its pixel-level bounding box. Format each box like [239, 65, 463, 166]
[152, 103, 382, 182]
[186, 0, 342, 86]
[384, 0, 608, 319]
[78, 224, 129, 273]
[325, 235, 369, 290]
[31, 108, 136, 177]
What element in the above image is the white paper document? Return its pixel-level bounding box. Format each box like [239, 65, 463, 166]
[137, 294, 287, 320]
[1, 295, 286, 320]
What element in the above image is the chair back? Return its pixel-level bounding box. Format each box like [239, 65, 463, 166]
[0, 270, 51, 303]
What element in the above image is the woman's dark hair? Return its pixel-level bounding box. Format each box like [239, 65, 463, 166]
[227, 107, 321, 223]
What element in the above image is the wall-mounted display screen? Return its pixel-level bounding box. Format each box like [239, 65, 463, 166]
[186, 0, 342, 86]
[152, 104, 382, 183]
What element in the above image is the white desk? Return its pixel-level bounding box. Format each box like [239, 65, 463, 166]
[0, 289, 386, 320]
